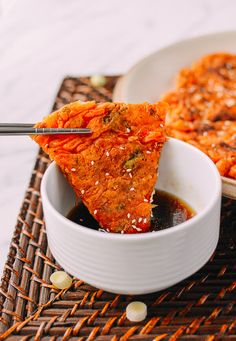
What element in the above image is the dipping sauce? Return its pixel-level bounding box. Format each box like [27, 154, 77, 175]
[67, 190, 195, 233]
[151, 190, 195, 231]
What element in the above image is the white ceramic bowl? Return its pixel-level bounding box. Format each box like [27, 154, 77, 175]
[113, 31, 236, 199]
[41, 138, 221, 295]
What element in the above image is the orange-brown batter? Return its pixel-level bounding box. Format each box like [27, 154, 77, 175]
[163, 53, 236, 179]
[32, 101, 167, 233]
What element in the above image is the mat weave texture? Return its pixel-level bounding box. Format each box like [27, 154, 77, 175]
[0, 76, 236, 340]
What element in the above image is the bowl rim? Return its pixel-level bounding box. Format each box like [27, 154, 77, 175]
[116, 30, 236, 103]
[41, 138, 222, 241]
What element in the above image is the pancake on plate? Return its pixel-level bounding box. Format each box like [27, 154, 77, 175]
[163, 53, 236, 179]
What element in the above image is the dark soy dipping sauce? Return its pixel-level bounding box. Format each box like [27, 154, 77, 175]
[67, 190, 195, 233]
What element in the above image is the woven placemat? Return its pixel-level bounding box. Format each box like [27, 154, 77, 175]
[0, 76, 236, 340]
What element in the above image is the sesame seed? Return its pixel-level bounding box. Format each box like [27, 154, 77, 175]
[160, 124, 164, 128]
[143, 218, 147, 224]
[188, 86, 196, 93]
[121, 230, 124, 234]
[146, 151, 151, 154]
[99, 228, 107, 233]
[225, 98, 235, 107]
[202, 119, 210, 124]
[81, 190, 85, 195]
[91, 160, 95, 165]
[126, 128, 131, 133]
[119, 146, 125, 150]
[95, 180, 99, 185]
[129, 173, 132, 178]
[215, 85, 224, 92]
[106, 151, 110, 157]
[130, 187, 135, 191]
[71, 168, 76, 172]
[132, 219, 136, 224]
[94, 210, 97, 215]
[194, 94, 202, 101]
[105, 172, 109, 176]
[203, 132, 208, 136]
[132, 225, 142, 232]
[127, 213, 131, 218]
[144, 198, 148, 202]
[126, 169, 132, 172]
[150, 190, 155, 203]
[211, 144, 216, 148]
[138, 218, 142, 223]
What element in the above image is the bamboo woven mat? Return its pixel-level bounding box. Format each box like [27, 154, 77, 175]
[0, 76, 236, 341]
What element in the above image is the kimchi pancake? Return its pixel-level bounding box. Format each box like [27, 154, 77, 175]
[163, 53, 236, 179]
[33, 101, 167, 233]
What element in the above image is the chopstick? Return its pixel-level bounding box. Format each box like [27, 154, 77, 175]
[0, 124, 92, 135]
[0, 123, 34, 127]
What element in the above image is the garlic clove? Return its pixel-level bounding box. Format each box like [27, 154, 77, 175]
[126, 301, 147, 322]
[90, 75, 107, 87]
[50, 271, 72, 289]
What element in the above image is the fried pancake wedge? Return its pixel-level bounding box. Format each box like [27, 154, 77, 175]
[32, 101, 167, 233]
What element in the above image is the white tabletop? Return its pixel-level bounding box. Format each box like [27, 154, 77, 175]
[0, 0, 235, 274]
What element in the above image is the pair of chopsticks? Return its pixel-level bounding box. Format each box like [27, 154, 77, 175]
[0, 123, 92, 135]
